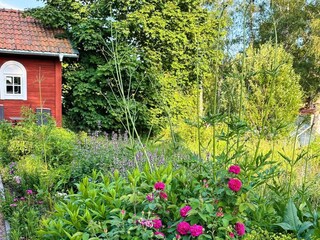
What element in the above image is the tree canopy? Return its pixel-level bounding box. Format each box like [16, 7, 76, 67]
[29, 0, 228, 133]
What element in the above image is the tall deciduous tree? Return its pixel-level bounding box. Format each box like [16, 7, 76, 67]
[257, 0, 320, 102]
[29, 0, 228, 133]
[226, 43, 302, 136]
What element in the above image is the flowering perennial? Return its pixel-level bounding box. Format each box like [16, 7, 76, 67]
[228, 165, 241, 174]
[152, 219, 163, 229]
[177, 221, 190, 235]
[235, 222, 245, 236]
[228, 178, 242, 192]
[154, 182, 165, 190]
[180, 205, 192, 217]
[146, 193, 154, 202]
[159, 191, 168, 200]
[189, 224, 204, 237]
[26, 189, 33, 195]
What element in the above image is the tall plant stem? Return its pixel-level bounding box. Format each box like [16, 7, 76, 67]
[236, 2, 249, 151]
[253, 13, 279, 161]
[195, 34, 202, 163]
[288, 125, 299, 198]
[105, 15, 152, 172]
[113, 45, 152, 172]
[211, 5, 227, 163]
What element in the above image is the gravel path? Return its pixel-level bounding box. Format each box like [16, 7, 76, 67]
[0, 175, 9, 240]
[0, 213, 8, 240]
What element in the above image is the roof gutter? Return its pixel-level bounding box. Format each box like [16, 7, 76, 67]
[0, 49, 79, 60]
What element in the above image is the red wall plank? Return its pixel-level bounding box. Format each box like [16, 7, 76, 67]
[0, 54, 62, 126]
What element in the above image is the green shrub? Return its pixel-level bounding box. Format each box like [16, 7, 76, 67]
[244, 227, 297, 239]
[0, 118, 76, 166]
[38, 163, 248, 239]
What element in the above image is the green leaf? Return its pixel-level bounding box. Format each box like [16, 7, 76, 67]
[205, 203, 214, 214]
[222, 218, 229, 227]
[239, 203, 247, 213]
[198, 212, 207, 222]
[82, 233, 90, 240]
[298, 221, 313, 235]
[283, 199, 302, 231]
[275, 222, 294, 231]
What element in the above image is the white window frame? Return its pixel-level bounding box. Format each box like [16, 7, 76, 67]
[0, 61, 27, 100]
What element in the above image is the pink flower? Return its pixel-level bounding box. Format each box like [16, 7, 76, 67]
[146, 193, 154, 202]
[154, 182, 165, 190]
[152, 219, 162, 229]
[13, 198, 18, 202]
[190, 224, 204, 237]
[216, 211, 224, 217]
[140, 219, 153, 228]
[20, 197, 25, 201]
[121, 209, 126, 215]
[13, 176, 21, 184]
[235, 222, 245, 236]
[177, 221, 190, 235]
[154, 231, 165, 237]
[228, 178, 242, 192]
[10, 203, 17, 207]
[26, 189, 33, 195]
[228, 165, 241, 174]
[180, 205, 192, 217]
[175, 234, 181, 239]
[159, 191, 168, 200]
[229, 232, 235, 238]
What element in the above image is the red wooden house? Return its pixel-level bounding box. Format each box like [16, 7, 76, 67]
[0, 9, 78, 126]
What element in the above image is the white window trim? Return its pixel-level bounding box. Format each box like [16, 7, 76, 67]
[0, 61, 27, 100]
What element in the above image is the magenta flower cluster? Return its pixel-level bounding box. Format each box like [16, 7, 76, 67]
[180, 205, 192, 217]
[9, 189, 43, 208]
[146, 182, 168, 202]
[227, 165, 242, 192]
[228, 222, 246, 238]
[228, 165, 241, 174]
[146, 193, 154, 202]
[139, 218, 163, 229]
[228, 178, 242, 192]
[177, 221, 203, 237]
[154, 182, 165, 190]
[138, 218, 165, 237]
[235, 222, 245, 236]
[139, 167, 245, 239]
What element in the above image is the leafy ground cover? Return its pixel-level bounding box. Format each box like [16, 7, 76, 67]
[0, 113, 319, 239]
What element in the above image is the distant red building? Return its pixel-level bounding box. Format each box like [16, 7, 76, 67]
[0, 9, 78, 126]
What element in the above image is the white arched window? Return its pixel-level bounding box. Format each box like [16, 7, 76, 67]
[0, 61, 27, 100]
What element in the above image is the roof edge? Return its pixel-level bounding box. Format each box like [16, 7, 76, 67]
[0, 49, 79, 59]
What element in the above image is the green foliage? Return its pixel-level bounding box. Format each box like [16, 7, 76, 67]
[227, 43, 302, 136]
[0, 116, 76, 166]
[29, 0, 229, 133]
[257, 0, 320, 100]
[244, 226, 297, 240]
[275, 199, 317, 239]
[38, 163, 247, 239]
[0, 189, 45, 240]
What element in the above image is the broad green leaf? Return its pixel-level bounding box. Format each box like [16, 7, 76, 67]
[275, 222, 294, 231]
[283, 199, 302, 231]
[298, 221, 313, 235]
